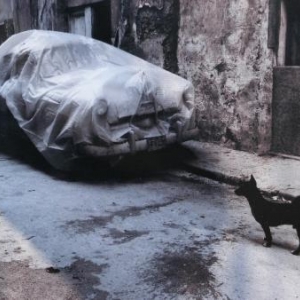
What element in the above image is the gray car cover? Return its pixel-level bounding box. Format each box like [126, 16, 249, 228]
[0, 30, 195, 170]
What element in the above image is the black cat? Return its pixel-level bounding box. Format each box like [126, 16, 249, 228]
[235, 175, 300, 255]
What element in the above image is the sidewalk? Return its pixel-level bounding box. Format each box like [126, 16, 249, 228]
[182, 141, 300, 200]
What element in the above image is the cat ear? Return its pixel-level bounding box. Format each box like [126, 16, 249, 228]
[250, 175, 257, 186]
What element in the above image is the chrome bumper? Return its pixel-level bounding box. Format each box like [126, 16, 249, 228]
[79, 128, 200, 158]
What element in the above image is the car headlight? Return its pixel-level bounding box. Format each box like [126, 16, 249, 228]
[95, 98, 108, 116]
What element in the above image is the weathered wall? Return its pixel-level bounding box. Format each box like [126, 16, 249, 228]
[178, 0, 274, 153]
[119, 0, 180, 73]
[36, 0, 68, 31]
[124, 0, 275, 153]
[12, 0, 68, 33]
[0, 0, 13, 23]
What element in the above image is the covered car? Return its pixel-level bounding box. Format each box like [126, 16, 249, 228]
[0, 30, 199, 170]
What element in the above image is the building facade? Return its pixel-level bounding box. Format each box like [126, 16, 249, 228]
[0, 0, 299, 156]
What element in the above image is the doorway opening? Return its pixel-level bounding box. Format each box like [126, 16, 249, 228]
[92, 0, 112, 44]
[68, 0, 112, 44]
[272, 0, 300, 156]
[284, 0, 300, 65]
[0, 23, 6, 45]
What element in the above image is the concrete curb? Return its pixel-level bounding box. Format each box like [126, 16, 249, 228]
[181, 141, 300, 200]
[181, 161, 294, 200]
[181, 162, 243, 187]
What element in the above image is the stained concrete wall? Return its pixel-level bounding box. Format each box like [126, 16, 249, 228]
[178, 0, 274, 153]
[119, 0, 179, 73]
[123, 0, 275, 153]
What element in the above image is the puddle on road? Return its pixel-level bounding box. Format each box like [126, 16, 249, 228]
[145, 243, 224, 299]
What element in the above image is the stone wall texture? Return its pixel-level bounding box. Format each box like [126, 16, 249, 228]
[126, 0, 275, 153]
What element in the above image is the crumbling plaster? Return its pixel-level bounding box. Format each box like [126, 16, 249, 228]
[177, 0, 274, 153]
[126, 0, 275, 153]
[120, 0, 179, 73]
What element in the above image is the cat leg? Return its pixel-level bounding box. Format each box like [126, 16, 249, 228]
[291, 226, 300, 255]
[261, 223, 272, 247]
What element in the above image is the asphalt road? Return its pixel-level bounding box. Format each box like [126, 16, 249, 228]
[0, 150, 300, 300]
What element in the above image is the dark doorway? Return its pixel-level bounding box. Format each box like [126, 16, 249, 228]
[92, 0, 111, 44]
[285, 0, 300, 65]
[0, 24, 6, 45]
[271, 0, 300, 156]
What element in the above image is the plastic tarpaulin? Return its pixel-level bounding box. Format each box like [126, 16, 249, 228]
[0, 30, 195, 170]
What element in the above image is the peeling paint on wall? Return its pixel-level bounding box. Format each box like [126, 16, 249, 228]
[121, 0, 179, 73]
[177, 0, 274, 153]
